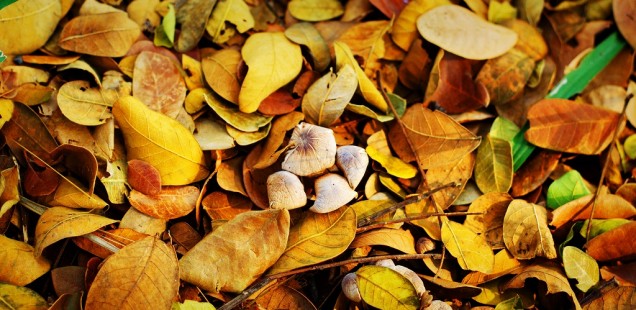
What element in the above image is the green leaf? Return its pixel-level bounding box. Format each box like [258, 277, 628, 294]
[562, 246, 599, 292]
[490, 117, 520, 142]
[579, 218, 632, 239]
[172, 300, 216, 310]
[475, 135, 513, 193]
[488, 0, 517, 24]
[0, 50, 6, 63]
[154, 4, 176, 48]
[355, 265, 420, 310]
[559, 221, 584, 256]
[495, 294, 523, 310]
[624, 134, 636, 159]
[512, 123, 534, 172]
[546, 170, 591, 209]
[0, 0, 17, 10]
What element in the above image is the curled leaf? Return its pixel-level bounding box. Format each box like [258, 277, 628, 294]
[129, 186, 199, 219]
[302, 64, 358, 127]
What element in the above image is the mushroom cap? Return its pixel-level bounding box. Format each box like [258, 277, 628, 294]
[341, 273, 361, 303]
[309, 173, 357, 213]
[282, 123, 337, 177]
[336, 145, 369, 189]
[267, 171, 307, 210]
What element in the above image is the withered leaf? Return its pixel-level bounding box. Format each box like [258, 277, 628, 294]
[503, 200, 557, 259]
[504, 263, 582, 310]
[133, 51, 187, 118]
[0, 235, 50, 286]
[129, 186, 199, 220]
[586, 221, 636, 262]
[175, 0, 217, 52]
[59, 12, 141, 57]
[127, 159, 161, 195]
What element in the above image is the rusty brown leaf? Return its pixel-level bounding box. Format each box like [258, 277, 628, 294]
[586, 221, 636, 262]
[133, 51, 187, 118]
[129, 186, 199, 219]
[127, 159, 161, 195]
[551, 193, 636, 228]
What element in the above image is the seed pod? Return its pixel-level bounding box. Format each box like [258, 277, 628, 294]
[282, 122, 337, 177]
[336, 145, 369, 189]
[309, 173, 357, 213]
[267, 171, 307, 209]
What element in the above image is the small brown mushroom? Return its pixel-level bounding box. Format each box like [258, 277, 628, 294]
[282, 122, 337, 177]
[336, 145, 369, 189]
[267, 171, 307, 210]
[309, 173, 357, 213]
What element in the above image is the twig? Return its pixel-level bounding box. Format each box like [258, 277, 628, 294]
[585, 94, 631, 241]
[218, 253, 442, 310]
[356, 211, 484, 233]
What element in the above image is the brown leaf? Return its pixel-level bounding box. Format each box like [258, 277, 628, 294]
[1, 102, 58, 165]
[202, 191, 252, 221]
[398, 39, 431, 90]
[428, 52, 490, 114]
[503, 200, 557, 259]
[427, 152, 475, 210]
[51, 266, 85, 296]
[85, 237, 179, 310]
[217, 156, 248, 196]
[202, 48, 241, 104]
[59, 12, 141, 57]
[129, 186, 199, 219]
[525, 99, 621, 155]
[72, 228, 145, 259]
[600, 263, 636, 286]
[551, 194, 636, 228]
[504, 263, 582, 310]
[614, 0, 636, 50]
[23, 160, 59, 197]
[583, 286, 636, 310]
[390, 104, 481, 170]
[179, 209, 290, 293]
[133, 51, 187, 118]
[511, 150, 561, 197]
[169, 222, 201, 254]
[476, 48, 535, 106]
[255, 285, 317, 309]
[586, 221, 636, 262]
[464, 192, 513, 249]
[50, 144, 98, 195]
[34, 207, 118, 256]
[127, 159, 161, 195]
[175, 0, 217, 52]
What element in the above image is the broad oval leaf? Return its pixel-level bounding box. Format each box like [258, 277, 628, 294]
[0, 283, 47, 310]
[129, 186, 199, 219]
[50, 177, 107, 209]
[34, 207, 118, 256]
[0, 0, 62, 55]
[192, 117, 235, 151]
[392, 0, 450, 51]
[288, 0, 344, 22]
[586, 221, 636, 262]
[113, 96, 209, 185]
[356, 265, 420, 310]
[563, 246, 599, 292]
[392, 104, 481, 170]
[239, 32, 302, 113]
[133, 51, 187, 118]
[85, 237, 179, 310]
[475, 135, 513, 194]
[59, 12, 141, 57]
[476, 48, 535, 106]
[179, 209, 290, 293]
[351, 228, 416, 254]
[205, 93, 273, 132]
[583, 286, 636, 310]
[526, 99, 621, 155]
[546, 170, 591, 209]
[284, 23, 330, 72]
[57, 80, 117, 126]
[503, 200, 557, 259]
[127, 159, 161, 195]
[442, 220, 494, 273]
[202, 48, 241, 104]
[268, 207, 356, 274]
[417, 5, 518, 60]
[302, 65, 357, 127]
[205, 0, 254, 44]
[464, 192, 513, 249]
[504, 263, 582, 310]
[0, 235, 50, 286]
[551, 193, 636, 228]
[202, 191, 252, 220]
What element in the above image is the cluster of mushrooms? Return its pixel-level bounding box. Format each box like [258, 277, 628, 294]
[266, 122, 369, 213]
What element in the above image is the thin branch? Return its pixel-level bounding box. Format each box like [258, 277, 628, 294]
[356, 211, 484, 233]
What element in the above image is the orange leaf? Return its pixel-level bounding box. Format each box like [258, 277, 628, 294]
[551, 194, 636, 228]
[127, 159, 161, 195]
[586, 221, 636, 262]
[129, 186, 199, 219]
[59, 12, 141, 57]
[133, 51, 187, 118]
[526, 99, 621, 155]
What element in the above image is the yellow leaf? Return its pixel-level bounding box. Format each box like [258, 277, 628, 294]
[417, 5, 518, 60]
[302, 64, 358, 127]
[0, 0, 62, 55]
[57, 80, 117, 126]
[366, 130, 417, 179]
[206, 0, 254, 44]
[488, 0, 518, 24]
[59, 12, 141, 57]
[0, 235, 50, 286]
[179, 209, 290, 293]
[503, 200, 557, 259]
[205, 93, 273, 132]
[113, 96, 209, 185]
[334, 41, 388, 113]
[392, 0, 450, 51]
[351, 228, 416, 254]
[50, 177, 108, 209]
[0, 99, 14, 130]
[288, 0, 344, 21]
[441, 220, 494, 273]
[85, 237, 179, 309]
[268, 207, 356, 274]
[463, 192, 513, 249]
[202, 48, 241, 104]
[0, 283, 47, 310]
[284, 23, 331, 72]
[355, 265, 420, 310]
[34, 207, 118, 256]
[475, 135, 513, 194]
[226, 123, 271, 146]
[338, 20, 390, 70]
[563, 246, 599, 292]
[503, 19, 548, 61]
[505, 263, 582, 310]
[427, 152, 475, 210]
[217, 156, 247, 196]
[239, 32, 302, 113]
[182, 54, 205, 90]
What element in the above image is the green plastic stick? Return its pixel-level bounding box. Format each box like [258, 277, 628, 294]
[0, 0, 16, 10]
[512, 31, 627, 171]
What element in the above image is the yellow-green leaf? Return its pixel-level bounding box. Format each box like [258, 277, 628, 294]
[0, 283, 47, 310]
[0, 235, 50, 286]
[268, 207, 356, 274]
[563, 246, 599, 292]
[206, 0, 254, 44]
[239, 32, 302, 113]
[366, 130, 417, 179]
[503, 200, 557, 259]
[284, 22, 330, 72]
[355, 265, 420, 310]
[488, 0, 518, 24]
[288, 0, 343, 22]
[113, 96, 209, 185]
[302, 64, 357, 127]
[546, 170, 591, 209]
[475, 135, 513, 194]
[442, 220, 494, 273]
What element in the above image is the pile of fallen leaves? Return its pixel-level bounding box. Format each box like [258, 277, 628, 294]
[0, 0, 635, 309]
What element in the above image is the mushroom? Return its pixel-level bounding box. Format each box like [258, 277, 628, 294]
[282, 123, 337, 177]
[391, 265, 426, 296]
[341, 273, 361, 303]
[309, 173, 357, 213]
[336, 145, 369, 189]
[267, 171, 307, 210]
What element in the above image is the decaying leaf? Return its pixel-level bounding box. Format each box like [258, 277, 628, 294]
[0, 283, 48, 310]
[129, 186, 199, 219]
[586, 221, 636, 262]
[59, 12, 141, 57]
[503, 200, 557, 259]
[133, 51, 187, 118]
[504, 263, 582, 310]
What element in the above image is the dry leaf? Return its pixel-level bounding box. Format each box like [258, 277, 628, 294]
[391, 0, 449, 51]
[57, 80, 118, 126]
[464, 192, 513, 249]
[239, 32, 303, 113]
[442, 220, 494, 273]
[302, 64, 357, 127]
[391, 104, 481, 170]
[526, 99, 621, 155]
[113, 96, 208, 185]
[366, 130, 417, 179]
[0, 0, 62, 55]
[586, 221, 636, 262]
[34, 207, 118, 256]
[417, 5, 518, 60]
[253, 111, 305, 169]
[269, 207, 356, 274]
[49, 177, 108, 209]
[133, 51, 187, 118]
[120, 207, 166, 236]
[202, 48, 241, 104]
[504, 263, 582, 310]
[179, 209, 290, 293]
[0, 283, 47, 310]
[175, 0, 216, 52]
[355, 265, 420, 310]
[202, 191, 252, 220]
[551, 193, 636, 228]
[284, 23, 331, 72]
[511, 150, 561, 197]
[205, 0, 254, 44]
[127, 159, 161, 195]
[600, 263, 636, 286]
[217, 156, 247, 196]
[614, 0, 636, 49]
[351, 228, 416, 254]
[427, 152, 475, 210]
[59, 12, 141, 57]
[255, 285, 317, 309]
[476, 48, 535, 106]
[205, 93, 273, 132]
[129, 186, 199, 219]
[475, 135, 513, 194]
[2, 102, 58, 165]
[0, 235, 50, 286]
[288, 0, 344, 21]
[85, 237, 179, 310]
[503, 200, 557, 259]
[583, 286, 636, 310]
